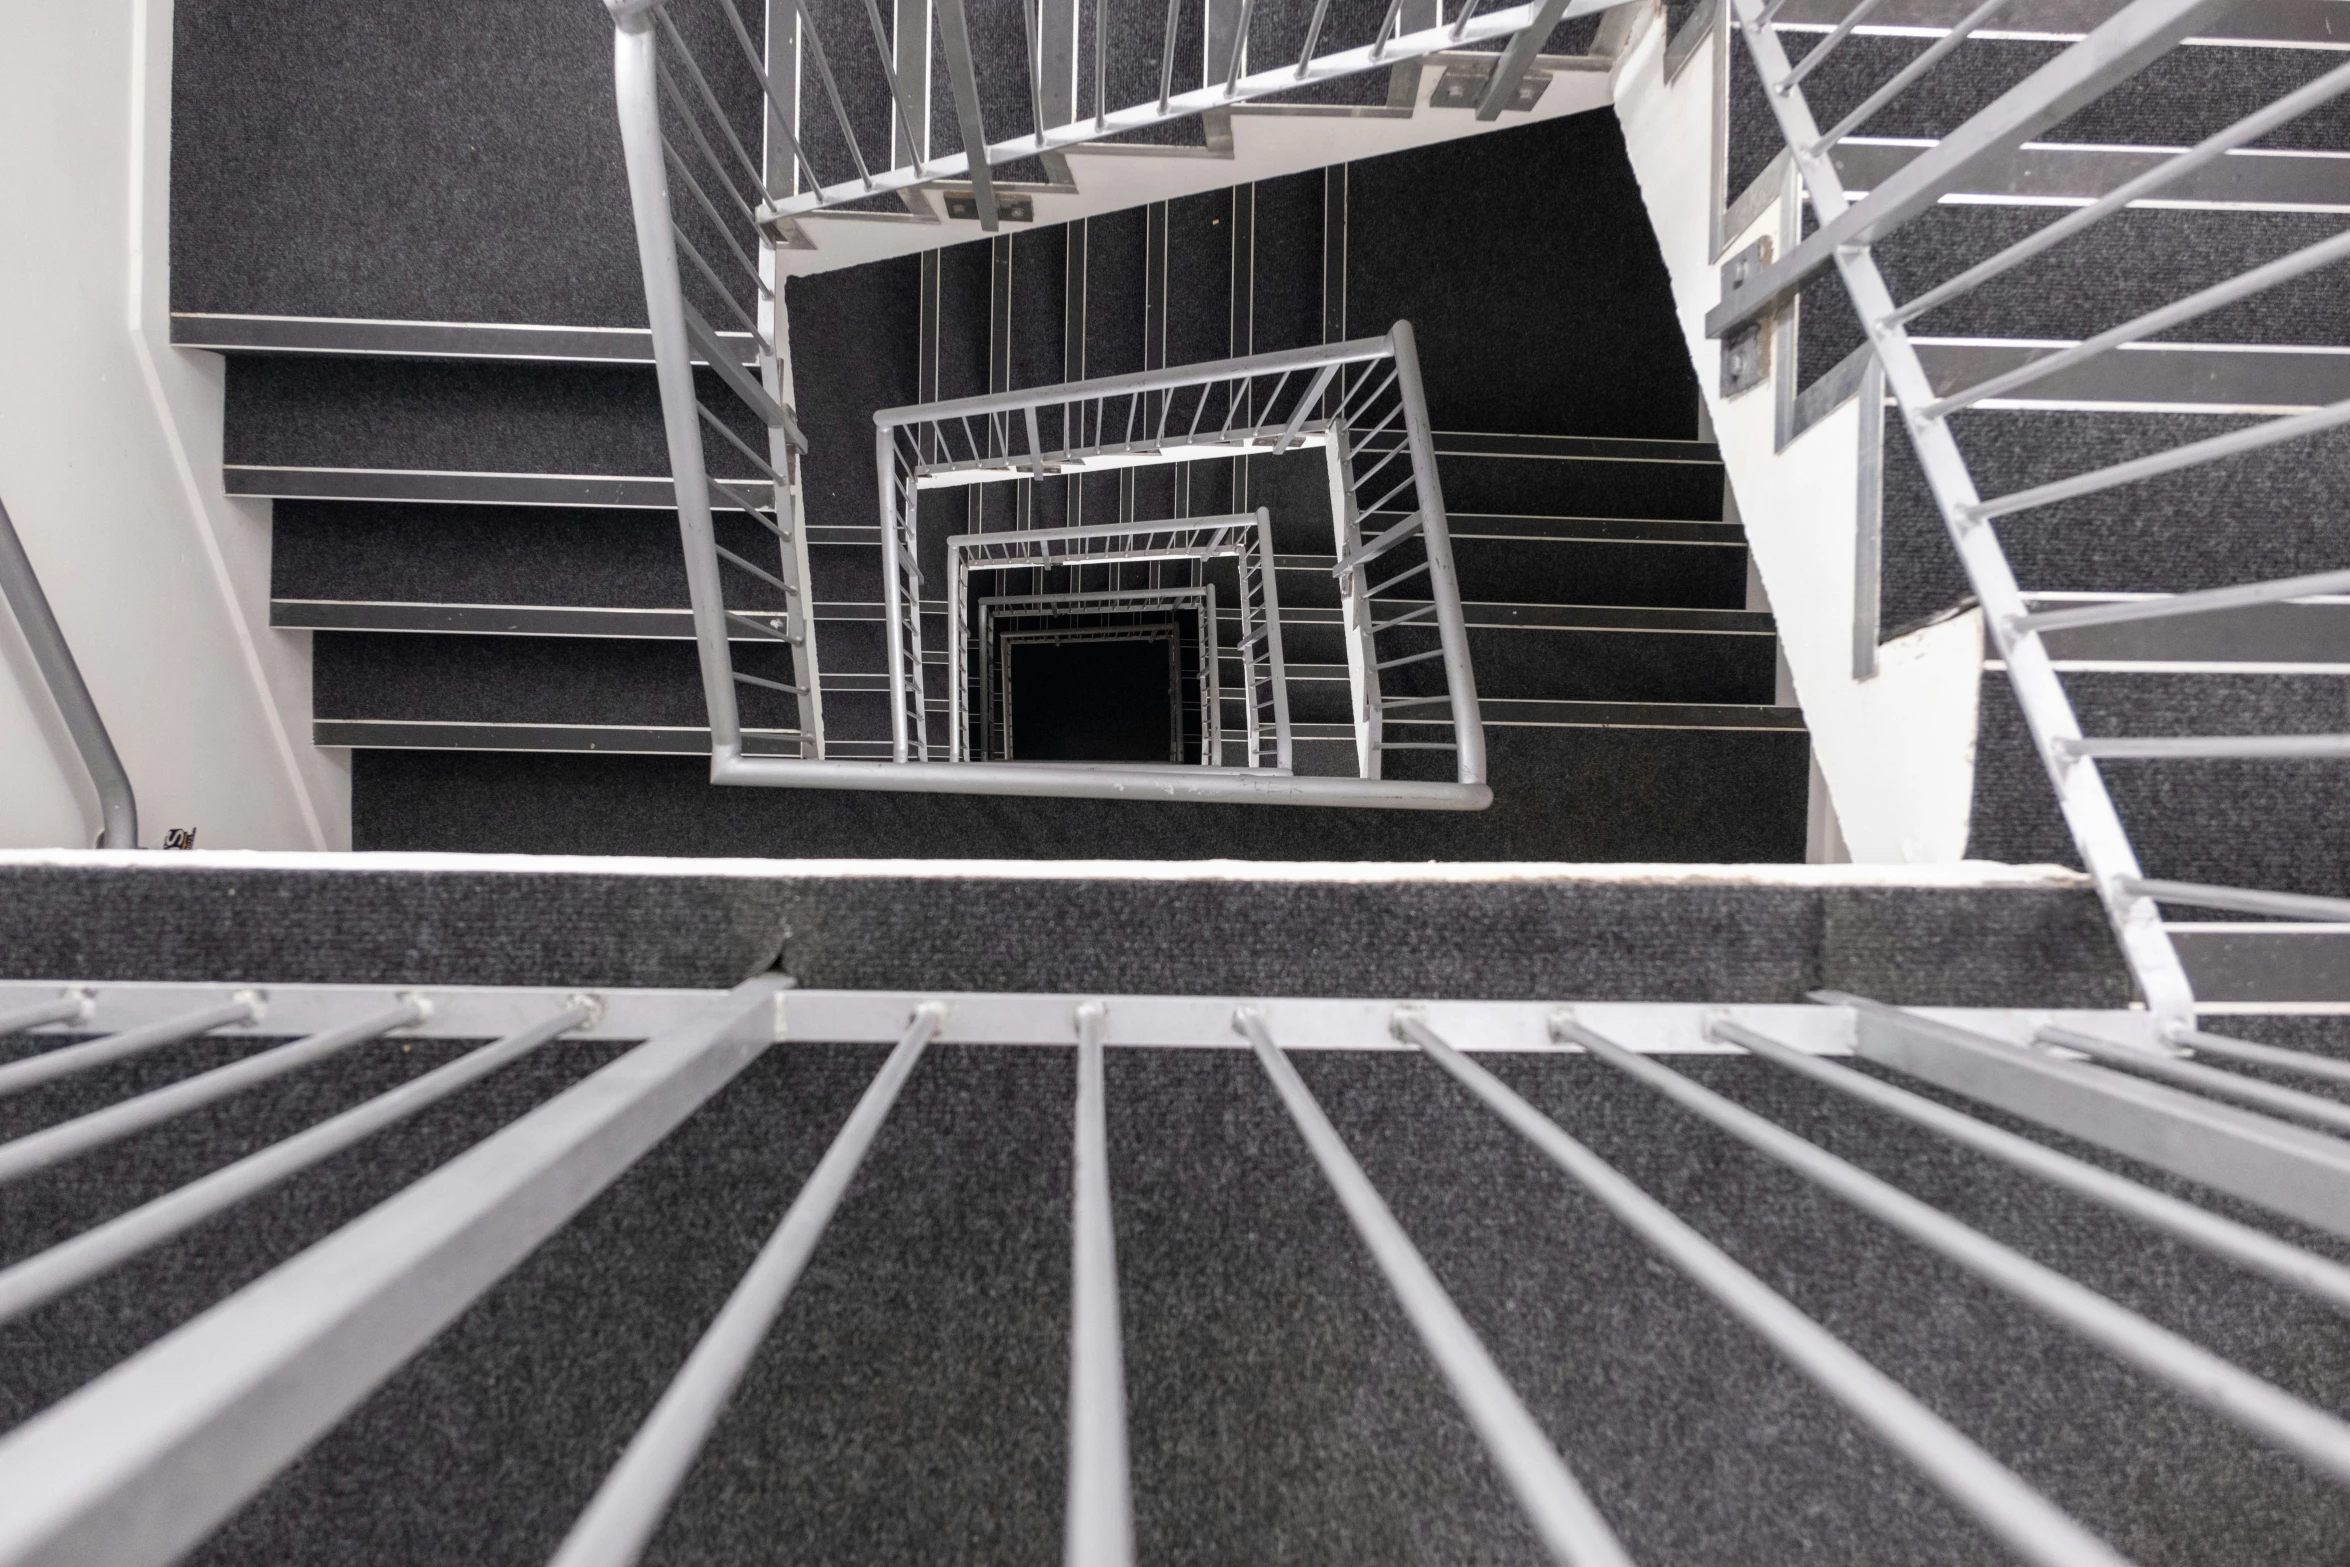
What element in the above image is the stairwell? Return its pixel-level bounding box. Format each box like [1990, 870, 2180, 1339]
[3, 1, 2349, 1563]
[1619, 0, 2350, 1008]
[171, 0, 1812, 857]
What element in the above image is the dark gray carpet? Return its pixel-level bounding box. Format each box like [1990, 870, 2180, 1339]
[5, 1040, 2343, 1564]
[0, 862, 2127, 1004]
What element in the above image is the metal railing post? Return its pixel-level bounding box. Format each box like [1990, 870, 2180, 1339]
[1387, 322, 1485, 787]
[1322, 417, 1383, 780]
[0, 498, 136, 848]
[1252, 506, 1292, 773]
[878, 427, 914, 763]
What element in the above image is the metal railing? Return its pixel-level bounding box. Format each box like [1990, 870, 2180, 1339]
[1706, 0, 2350, 1032]
[0, 497, 136, 848]
[716, 0, 1640, 231]
[611, 0, 825, 763]
[3, 976, 2347, 1564]
[947, 514, 1290, 770]
[602, 0, 1599, 805]
[875, 327, 1485, 797]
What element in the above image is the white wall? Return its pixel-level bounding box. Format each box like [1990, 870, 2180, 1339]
[1611, 9, 1983, 862]
[0, 0, 344, 850]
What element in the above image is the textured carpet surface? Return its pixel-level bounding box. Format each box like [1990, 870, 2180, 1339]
[349, 727, 1815, 863]
[4, 1041, 2345, 1564]
[0, 860, 2125, 1003]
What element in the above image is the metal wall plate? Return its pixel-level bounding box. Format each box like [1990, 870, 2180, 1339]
[1719, 238, 1776, 397]
[943, 191, 1035, 223]
[1429, 58, 1551, 111]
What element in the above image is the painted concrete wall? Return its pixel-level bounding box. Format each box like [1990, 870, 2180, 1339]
[1611, 8, 1983, 862]
[0, 0, 344, 851]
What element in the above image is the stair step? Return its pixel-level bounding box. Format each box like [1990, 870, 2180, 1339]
[1970, 670, 2350, 895]
[1882, 410, 2350, 632]
[170, 315, 757, 366]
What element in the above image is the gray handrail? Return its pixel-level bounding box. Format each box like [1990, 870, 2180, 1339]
[0, 497, 136, 848]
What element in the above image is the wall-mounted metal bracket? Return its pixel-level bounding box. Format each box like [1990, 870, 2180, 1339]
[1718, 235, 1776, 397]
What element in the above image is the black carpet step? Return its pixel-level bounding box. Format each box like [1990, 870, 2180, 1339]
[171, 0, 641, 328]
[336, 724, 1811, 860]
[1827, 129, 2350, 213]
[222, 358, 764, 478]
[1276, 622, 1779, 719]
[11, 1043, 2304, 1567]
[1877, 206, 2350, 349]
[1434, 446, 1725, 523]
[171, 316, 756, 367]
[1729, 23, 2350, 199]
[311, 634, 806, 737]
[1970, 671, 2350, 894]
[1880, 411, 2350, 631]
[1449, 527, 1750, 608]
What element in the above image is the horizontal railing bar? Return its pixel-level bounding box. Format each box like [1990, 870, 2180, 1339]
[2176, 1028, 2350, 1089]
[715, 547, 796, 601]
[1368, 558, 1434, 597]
[1706, 0, 2241, 340]
[1379, 694, 1454, 709]
[652, 50, 762, 225]
[1836, 993, 2350, 1237]
[2123, 875, 2350, 923]
[709, 750, 1488, 807]
[1371, 602, 1441, 635]
[731, 669, 804, 696]
[2039, 1024, 2350, 1138]
[882, 340, 1393, 427]
[696, 405, 789, 486]
[1889, 53, 2350, 327]
[0, 1003, 594, 1329]
[1565, 1016, 2350, 1487]
[1237, 1009, 1633, 1567]
[1404, 1017, 2134, 1567]
[0, 995, 89, 1036]
[1712, 1019, 2350, 1315]
[1066, 1002, 1135, 1567]
[1973, 394, 2350, 522]
[1376, 646, 1449, 673]
[1775, 0, 1889, 93]
[661, 141, 766, 285]
[1332, 512, 1424, 578]
[764, 2, 1614, 221]
[0, 1002, 423, 1187]
[1810, 0, 2017, 151]
[2013, 571, 2350, 636]
[0, 999, 256, 1101]
[2057, 733, 2350, 761]
[684, 305, 788, 429]
[0, 979, 786, 1567]
[651, 7, 768, 199]
[548, 1004, 942, 1567]
[671, 228, 765, 333]
[709, 477, 786, 527]
[1924, 225, 2350, 419]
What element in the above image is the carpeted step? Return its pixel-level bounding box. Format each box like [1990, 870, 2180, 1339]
[1970, 671, 2350, 896]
